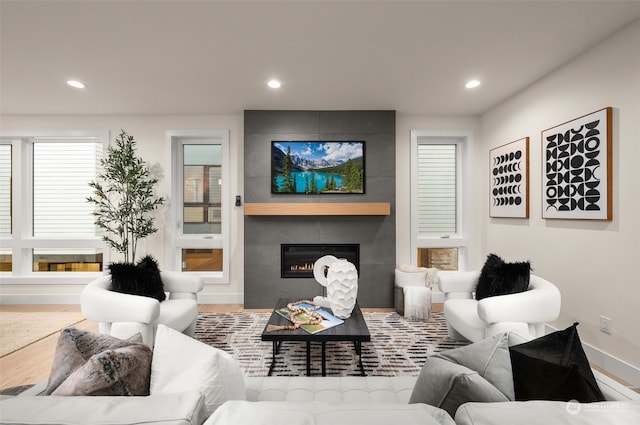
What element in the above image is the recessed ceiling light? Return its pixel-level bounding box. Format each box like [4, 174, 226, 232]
[67, 80, 86, 89]
[465, 80, 480, 89]
[267, 79, 281, 89]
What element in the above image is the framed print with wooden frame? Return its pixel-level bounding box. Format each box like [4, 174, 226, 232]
[490, 137, 529, 218]
[542, 107, 612, 220]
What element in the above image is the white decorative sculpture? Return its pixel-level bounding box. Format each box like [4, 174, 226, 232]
[312, 255, 358, 319]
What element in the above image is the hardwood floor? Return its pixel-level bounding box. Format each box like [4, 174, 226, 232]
[0, 304, 246, 391]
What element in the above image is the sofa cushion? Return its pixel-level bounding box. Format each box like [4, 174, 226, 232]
[0, 391, 207, 425]
[455, 400, 640, 425]
[52, 343, 152, 396]
[204, 401, 456, 425]
[475, 253, 530, 300]
[509, 322, 605, 402]
[409, 333, 513, 416]
[151, 324, 246, 416]
[45, 327, 151, 396]
[245, 376, 417, 403]
[109, 255, 166, 302]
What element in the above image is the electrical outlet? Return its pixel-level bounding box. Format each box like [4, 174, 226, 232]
[600, 316, 612, 335]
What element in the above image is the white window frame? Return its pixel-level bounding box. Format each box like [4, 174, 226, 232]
[0, 131, 109, 284]
[410, 130, 474, 272]
[165, 130, 230, 284]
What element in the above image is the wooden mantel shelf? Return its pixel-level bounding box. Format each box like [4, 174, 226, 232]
[244, 202, 391, 216]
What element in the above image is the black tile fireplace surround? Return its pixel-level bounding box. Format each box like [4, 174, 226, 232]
[281, 244, 360, 279]
[244, 110, 396, 308]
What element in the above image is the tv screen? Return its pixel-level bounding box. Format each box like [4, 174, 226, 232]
[271, 141, 365, 194]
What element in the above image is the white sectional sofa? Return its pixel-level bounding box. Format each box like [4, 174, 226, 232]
[1, 325, 639, 425]
[217, 374, 639, 425]
[3, 371, 637, 425]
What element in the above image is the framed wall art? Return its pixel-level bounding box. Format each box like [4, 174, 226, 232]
[542, 107, 612, 220]
[271, 141, 365, 194]
[490, 137, 529, 218]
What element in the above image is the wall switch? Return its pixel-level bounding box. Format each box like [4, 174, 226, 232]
[600, 316, 612, 334]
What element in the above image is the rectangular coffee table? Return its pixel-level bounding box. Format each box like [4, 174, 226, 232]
[261, 298, 371, 376]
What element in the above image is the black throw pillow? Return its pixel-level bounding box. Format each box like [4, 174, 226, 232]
[109, 256, 166, 302]
[509, 322, 605, 402]
[475, 253, 531, 300]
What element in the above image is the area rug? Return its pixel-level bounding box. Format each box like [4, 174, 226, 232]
[0, 311, 85, 357]
[195, 311, 468, 377]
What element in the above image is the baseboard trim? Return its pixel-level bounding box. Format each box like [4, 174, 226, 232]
[0, 294, 81, 304]
[198, 292, 244, 304]
[546, 324, 640, 387]
[1, 292, 245, 305]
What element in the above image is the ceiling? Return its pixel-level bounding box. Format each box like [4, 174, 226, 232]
[1, 0, 639, 117]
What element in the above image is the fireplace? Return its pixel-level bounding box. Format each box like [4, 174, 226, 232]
[281, 244, 360, 279]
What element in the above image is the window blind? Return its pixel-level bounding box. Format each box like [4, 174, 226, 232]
[32, 140, 102, 237]
[0, 145, 11, 235]
[416, 144, 457, 234]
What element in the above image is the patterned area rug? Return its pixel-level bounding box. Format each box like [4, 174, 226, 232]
[0, 311, 85, 357]
[195, 311, 468, 377]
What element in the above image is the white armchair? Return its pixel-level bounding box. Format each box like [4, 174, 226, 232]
[81, 271, 203, 347]
[439, 271, 561, 342]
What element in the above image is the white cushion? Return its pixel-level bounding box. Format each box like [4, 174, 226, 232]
[443, 299, 487, 342]
[409, 333, 513, 417]
[150, 324, 246, 416]
[158, 299, 198, 332]
[244, 376, 417, 403]
[204, 401, 456, 425]
[395, 265, 429, 287]
[455, 400, 640, 425]
[0, 391, 207, 425]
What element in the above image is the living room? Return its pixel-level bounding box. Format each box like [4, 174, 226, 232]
[1, 1, 639, 423]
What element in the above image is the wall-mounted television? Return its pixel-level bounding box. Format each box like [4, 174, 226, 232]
[271, 141, 365, 194]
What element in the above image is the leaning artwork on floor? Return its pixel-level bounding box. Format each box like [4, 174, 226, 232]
[195, 311, 468, 377]
[542, 107, 612, 220]
[490, 137, 529, 218]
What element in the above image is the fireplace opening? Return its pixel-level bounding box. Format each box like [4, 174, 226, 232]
[281, 244, 359, 279]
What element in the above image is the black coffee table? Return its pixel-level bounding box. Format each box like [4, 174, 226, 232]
[261, 298, 371, 376]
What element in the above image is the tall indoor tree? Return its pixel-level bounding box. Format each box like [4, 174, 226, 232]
[87, 130, 165, 263]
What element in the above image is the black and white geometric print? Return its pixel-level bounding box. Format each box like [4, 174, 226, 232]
[490, 138, 529, 218]
[542, 107, 611, 220]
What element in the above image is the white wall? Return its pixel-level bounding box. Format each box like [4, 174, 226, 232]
[395, 115, 481, 269]
[0, 115, 245, 304]
[479, 20, 640, 371]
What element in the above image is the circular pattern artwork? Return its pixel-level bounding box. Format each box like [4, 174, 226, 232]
[490, 138, 529, 218]
[492, 149, 524, 207]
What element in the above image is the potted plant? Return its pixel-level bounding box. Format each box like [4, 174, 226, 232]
[87, 130, 165, 263]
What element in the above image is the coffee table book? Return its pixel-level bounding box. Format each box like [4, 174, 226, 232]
[276, 302, 344, 334]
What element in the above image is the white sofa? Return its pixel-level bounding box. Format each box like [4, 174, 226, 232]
[2, 325, 638, 425]
[80, 271, 203, 347]
[220, 376, 640, 425]
[3, 370, 637, 425]
[440, 271, 561, 342]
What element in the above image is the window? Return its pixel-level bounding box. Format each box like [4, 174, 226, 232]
[167, 131, 230, 283]
[411, 131, 473, 271]
[0, 132, 107, 278]
[0, 145, 12, 271]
